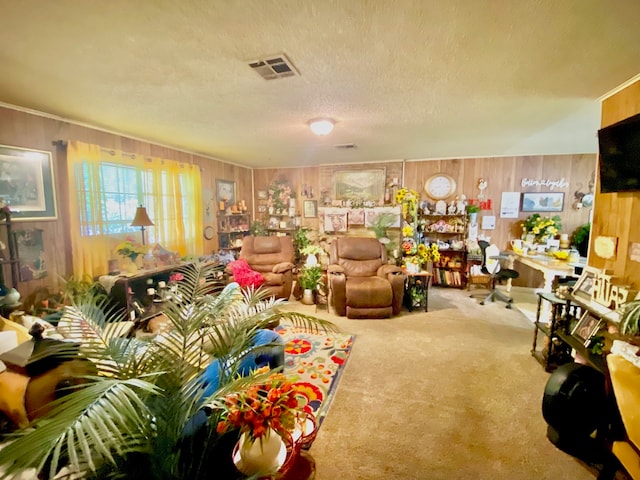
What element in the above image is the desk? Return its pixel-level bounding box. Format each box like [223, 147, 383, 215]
[506, 252, 583, 320]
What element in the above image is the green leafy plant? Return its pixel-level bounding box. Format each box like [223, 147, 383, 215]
[250, 220, 267, 236]
[0, 262, 337, 479]
[466, 204, 481, 214]
[571, 223, 591, 257]
[619, 299, 640, 337]
[298, 265, 323, 291]
[293, 227, 312, 264]
[369, 212, 397, 240]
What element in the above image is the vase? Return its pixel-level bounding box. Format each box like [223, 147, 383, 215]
[235, 428, 285, 476]
[122, 256, 139, 274]
[268, 206, 274, 214]
[301, 288, 315, 305]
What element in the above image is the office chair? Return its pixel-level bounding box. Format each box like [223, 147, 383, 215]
[475, 240, 519, 308]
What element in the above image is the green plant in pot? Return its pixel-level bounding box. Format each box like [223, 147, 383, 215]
[298, 265, 324, 305]
[571, 223, 591, 257]
[0, 262, 337, 479]
[466, 204, 480, 223]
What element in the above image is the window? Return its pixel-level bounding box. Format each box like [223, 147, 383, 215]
[67, 141, 203, 278]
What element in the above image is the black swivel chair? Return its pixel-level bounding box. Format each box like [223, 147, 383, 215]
[475, 240, 519, 308]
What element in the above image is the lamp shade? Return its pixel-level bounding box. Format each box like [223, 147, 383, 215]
[131, 205, 154, 227]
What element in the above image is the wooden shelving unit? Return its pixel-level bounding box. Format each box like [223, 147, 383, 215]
[418, 213, 468, 288]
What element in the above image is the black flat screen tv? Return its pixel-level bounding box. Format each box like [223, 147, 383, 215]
[598, 112, 640, 193]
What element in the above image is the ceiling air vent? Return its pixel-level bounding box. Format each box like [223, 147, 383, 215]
[334, 144, 357, 150]
[248, 53, 299, 80]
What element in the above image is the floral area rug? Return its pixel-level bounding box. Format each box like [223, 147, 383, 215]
[275, 325, 354, 428]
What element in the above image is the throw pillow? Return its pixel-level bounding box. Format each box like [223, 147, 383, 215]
[228, 258, 265, 288]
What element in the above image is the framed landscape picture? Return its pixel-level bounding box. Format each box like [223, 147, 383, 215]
[334, 168, 386, 204]
[0, 144, 57, 220]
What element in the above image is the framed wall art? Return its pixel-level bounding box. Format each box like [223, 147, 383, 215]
[521, 192, 564, 212]
[303, 200, 317, 218]
[0, 144, 57, 220]
[215, 179, 236, 204]
[334, 168, 386, 203]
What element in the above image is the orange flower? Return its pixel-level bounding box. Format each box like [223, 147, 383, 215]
[216, 370, 309, 441]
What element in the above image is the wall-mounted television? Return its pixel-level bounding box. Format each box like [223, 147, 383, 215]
[598, 112, 640, 193]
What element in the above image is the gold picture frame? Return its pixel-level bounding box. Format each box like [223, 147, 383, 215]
[334, 168, 386, 204]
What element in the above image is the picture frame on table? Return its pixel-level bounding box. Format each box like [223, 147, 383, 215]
[571, 311, 604, 346]
[572, 266, 598, 301]
[521, 192, 564, 212]
[0, 144, 57, 220]
[215, 179, 236, 204]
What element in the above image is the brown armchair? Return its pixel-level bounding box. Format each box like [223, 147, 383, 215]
[328, 237, 405, 319]
[231, 235, 295, 300]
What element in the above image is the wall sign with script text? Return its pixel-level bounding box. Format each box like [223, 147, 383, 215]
[521, 177, 569, 190]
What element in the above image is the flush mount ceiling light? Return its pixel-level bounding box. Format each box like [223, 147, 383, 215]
[309, 118, 335, 136]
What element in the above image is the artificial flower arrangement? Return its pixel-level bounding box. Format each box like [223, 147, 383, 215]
[403, 243, 440, 268]
[115, 237, 146, 261]
[267, 179, 293, 212]
[521, 214, 562, 243]
[396, 187, 420, 220]
[215, 369, 308, 441]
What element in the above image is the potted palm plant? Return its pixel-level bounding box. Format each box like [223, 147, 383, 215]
[0, 261, 337, 479]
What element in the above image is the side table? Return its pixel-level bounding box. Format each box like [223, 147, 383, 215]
[403, 270, 433, 312]
[531, 291, 578, 371]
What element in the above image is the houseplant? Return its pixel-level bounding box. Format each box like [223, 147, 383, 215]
[0, 262, 337, 479]
[571, 223, 591, 257]
[466, 204, 480, 224]
[298, 265, 323, 304]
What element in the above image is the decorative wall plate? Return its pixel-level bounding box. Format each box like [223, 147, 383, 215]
[204, 225, 214, 240]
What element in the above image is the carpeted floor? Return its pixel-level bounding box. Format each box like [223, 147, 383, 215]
[281, 287, 599, 480]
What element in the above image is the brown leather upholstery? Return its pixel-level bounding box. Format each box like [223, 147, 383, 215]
[329, 237, 405, 319]
[231, 236, 295, 300]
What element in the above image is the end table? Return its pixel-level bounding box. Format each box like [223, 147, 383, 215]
[403, 270, 433, 312]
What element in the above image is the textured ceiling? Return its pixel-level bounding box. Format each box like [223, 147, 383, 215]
[1, 0, 640, 168]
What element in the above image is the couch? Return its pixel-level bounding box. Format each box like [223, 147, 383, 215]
[328, 237, 405, 319]
[229, 236, 295, 300]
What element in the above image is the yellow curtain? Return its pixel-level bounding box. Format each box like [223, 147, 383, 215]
[67, 141, 203, 279]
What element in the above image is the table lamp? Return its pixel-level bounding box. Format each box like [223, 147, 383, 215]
[131, 205, 154, 245]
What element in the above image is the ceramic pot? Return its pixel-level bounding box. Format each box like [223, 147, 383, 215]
[235, 428, 285, 476]
[301, 288, 315, 305]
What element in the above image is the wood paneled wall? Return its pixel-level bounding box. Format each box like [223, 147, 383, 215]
[0, 106, 252, 299]
[592, 80, 640, 288]
[255, 155, 594, 265]
[0, 104, 599, 297]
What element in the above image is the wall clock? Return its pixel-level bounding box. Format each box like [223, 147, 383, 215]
[425, 174, 457, 200]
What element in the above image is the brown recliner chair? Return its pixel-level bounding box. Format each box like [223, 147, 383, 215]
[328, 237, 405, 319]
[234, 236, 295, 300]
